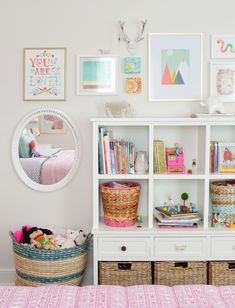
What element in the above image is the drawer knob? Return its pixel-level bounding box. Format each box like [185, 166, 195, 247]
[121, 245, 127, 252]
[175, 244, 187, 251]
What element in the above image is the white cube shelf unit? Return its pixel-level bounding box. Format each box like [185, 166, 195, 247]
[92, 117, 235, 284]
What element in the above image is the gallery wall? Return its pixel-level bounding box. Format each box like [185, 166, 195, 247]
[1, 0, 235, 285]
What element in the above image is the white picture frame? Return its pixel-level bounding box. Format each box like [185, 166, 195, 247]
[148, 33, 202, 101]
[76, 55, 117, 95]
[211, 35, 235, 59]
[210, 61, 235, 102]
[24, 48, 66, 101]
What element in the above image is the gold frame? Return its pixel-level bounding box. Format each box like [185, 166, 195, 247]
[148, 33, 203, 102]
[23, 47, 66, 101]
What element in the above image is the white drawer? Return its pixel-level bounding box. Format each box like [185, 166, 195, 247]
[155, 237, 206, 260]
[98, 237, 151, 258]
[211, 237, 235, 259]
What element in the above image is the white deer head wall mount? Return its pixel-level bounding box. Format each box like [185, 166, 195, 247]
[118, 20, 147, 55]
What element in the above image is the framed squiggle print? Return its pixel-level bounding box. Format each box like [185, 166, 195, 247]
[211, 35, 235, 59]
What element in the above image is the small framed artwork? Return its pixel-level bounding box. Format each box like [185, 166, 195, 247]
[210, 62, 235, 102]
[124, 57, 141, 73]
[40, 115, 66, 134]
[76, 55, 117, 95]
[211, 35, 235, 58]
[219, 143, 235, 173]
[149, 33, 202, 101]
[126, 77, 142, 94]
[24, 48, 66, 101]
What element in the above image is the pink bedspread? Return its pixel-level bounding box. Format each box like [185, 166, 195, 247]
[40, 150, 75, 185]
[0, 285, 235, 308]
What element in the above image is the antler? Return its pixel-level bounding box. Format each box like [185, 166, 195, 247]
[135, 20, 147, 43]
[118, 21, 131, 43]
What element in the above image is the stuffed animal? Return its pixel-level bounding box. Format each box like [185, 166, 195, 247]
[30, 229, 57, 250]
[24, 227, 53, 244]
[13, 225, 31, 243]
[75, 229, 87, 245]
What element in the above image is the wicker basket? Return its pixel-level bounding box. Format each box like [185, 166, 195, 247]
[154, 261, 207, 286]
[99, 261, 152, 286]
[209, 261, 235, 285]
[210, 181, 235, 222]
[10, 232, 89, 286]
[100, 181, 141, 227]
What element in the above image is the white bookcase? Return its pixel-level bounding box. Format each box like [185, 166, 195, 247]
[91, 117, 235, 284]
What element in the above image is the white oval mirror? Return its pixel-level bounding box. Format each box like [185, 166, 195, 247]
[12, 108, 81, 192]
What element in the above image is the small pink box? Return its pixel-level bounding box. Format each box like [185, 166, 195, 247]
[166, 147, 184, 166]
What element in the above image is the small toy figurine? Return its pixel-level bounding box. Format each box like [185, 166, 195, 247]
[189, 202, 193, 213]
[167, 197, 175, 212]
[181, 192, 189, 206]
[187, 169, 192, 174]
[230, 222, 234, 229]
[211, 215, 216, 227]
[192, 159, 197, 174]
[175, 143, 180, 156]
[136, 215, 143, 228]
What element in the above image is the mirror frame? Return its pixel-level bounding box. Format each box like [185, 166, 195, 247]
[12, 108, 81, 192]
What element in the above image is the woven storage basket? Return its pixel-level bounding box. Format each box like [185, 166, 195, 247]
[100, 181, 141, 227]
[209, 261, 235, 285]
[99, 261, 152, 286]
[154, 261, 207, 286]
[10, 232, 89, 286]
[210, 181, 235, 222]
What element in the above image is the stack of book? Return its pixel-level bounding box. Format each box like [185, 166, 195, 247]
[153, 140, 167, 174]
[154, 207, 201, 228]
[98, 127, 135, 175]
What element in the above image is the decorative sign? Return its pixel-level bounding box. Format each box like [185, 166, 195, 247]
[24, 48, 66, 100]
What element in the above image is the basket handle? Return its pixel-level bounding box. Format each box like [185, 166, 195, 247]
[174, 262, 188, 269]
[228, 263, 235, 270]
[9, 231, 15, 241]
[118, 263, 132, 270]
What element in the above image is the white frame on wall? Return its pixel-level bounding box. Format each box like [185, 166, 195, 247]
[12, 108, 81, 192]
[148, 33, 203, 102]
[211, 34, 235, 59]
[76, 55, 118, 95]
[210, 61, 235, 102]
[24, 48, 66, 101]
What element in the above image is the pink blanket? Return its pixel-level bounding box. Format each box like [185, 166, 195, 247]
[40, 150, 75, 185]
[0, 285, 235, 308]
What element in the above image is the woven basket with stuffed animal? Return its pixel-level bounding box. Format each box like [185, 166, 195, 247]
[10, 226, 90, 286]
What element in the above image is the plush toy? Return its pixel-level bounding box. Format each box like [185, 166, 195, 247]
[13, 225, 31, 243]
[75, 229, 87, 245]
[24, 227, 53, 244]
[30, 229, 57, 250]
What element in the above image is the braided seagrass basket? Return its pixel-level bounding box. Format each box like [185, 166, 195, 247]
[210, 181, 235, 222]
[10, 232, 89, 286]
[100, 181, 141, 227]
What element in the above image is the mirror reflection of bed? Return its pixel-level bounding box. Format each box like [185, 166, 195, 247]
[19, 114, 75, 185]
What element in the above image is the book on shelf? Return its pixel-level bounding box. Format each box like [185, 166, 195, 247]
[210, 141, 235, 174]
[153, 140, 167, 174]
[98, 127, 135, 175]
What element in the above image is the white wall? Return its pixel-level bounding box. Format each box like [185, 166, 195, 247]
[1, 0, 235, 285]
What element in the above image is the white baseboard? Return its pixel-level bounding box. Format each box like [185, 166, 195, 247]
[0, 269, 15, 285]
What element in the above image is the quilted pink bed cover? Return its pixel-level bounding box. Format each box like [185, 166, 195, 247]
[0, 285, 235, 308]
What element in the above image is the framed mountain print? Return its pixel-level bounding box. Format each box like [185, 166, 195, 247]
[148, 33, 202, 101]
[24, 48, 66, 101]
